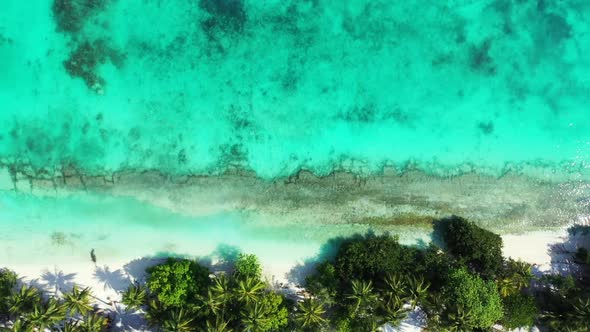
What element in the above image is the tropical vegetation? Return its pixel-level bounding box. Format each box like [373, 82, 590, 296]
[2, 216, 590, 331]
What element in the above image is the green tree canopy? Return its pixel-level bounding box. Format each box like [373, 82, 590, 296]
[0, 268, 18, 315]
[333, 234, 419, 285]
[443, 268, 503, 329]
[240, 292, 288, 332]
[502, 293, 539, 329]
[0, 269, 17, 298]
[146, 258, 210, 308]
[234, 254, 262, 281]
[437, 216, 503, 277]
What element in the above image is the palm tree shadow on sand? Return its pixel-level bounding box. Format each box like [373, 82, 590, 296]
[93, 266, 131, 293]
[123, 257, 166, 284]
[111, 303, 147, 332]
[546, 225, 590, 277]
[40, 268, 77, 295]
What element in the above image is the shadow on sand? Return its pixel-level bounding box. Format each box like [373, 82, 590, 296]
[284, 232, 370, 286]
[94, 266, 131, 293]
[41, 268, 77, 295]
[546, 225, 590, 277]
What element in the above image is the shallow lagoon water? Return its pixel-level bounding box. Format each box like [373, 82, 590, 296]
[0, 1, 589, 273]
[1, 0, 589, 178]
[0, 192, 320, 269]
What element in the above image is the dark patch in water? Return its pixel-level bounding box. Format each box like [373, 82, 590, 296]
[128, 127, 141, 141]
[199, 0, 247, 35]
[228, 104, 254, 132]
[52, 0, 109, 33]
[537, 0, 546, 12]
[26, 137, 36, 152]
[339, 105, 416, 126]
[469, 39, 496, 75]
[63, 40, 126, 92]
[478, 121, 495, 135]
[541, 13, 571, 44]
[219, 143, 247, 165]
[178, 149, 188, 165]
[281, 68, 299, 92]
[0, 33, 14, 46]
[341, 104, 377, 123]
[82, 122, 90, 135]
[386, 108, 415, 126]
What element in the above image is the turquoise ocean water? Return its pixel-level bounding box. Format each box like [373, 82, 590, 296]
[1, 0, 589, 178]
[0, 1, 589, 269]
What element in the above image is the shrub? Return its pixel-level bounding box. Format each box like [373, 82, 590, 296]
[333, 234, 418, 284]
[502, 293, 539, 329]
[437, 216, 503, 277]
[146, 258, 210, 307]
[443, 268, 503, 328]
[0, 268, 17, 298]
[0, 268, 17, 315]
[257, 292, 289, 331]
[234, 253, 262, 281]
[413, 244, 456, 291]
[305, 261, 338, 301]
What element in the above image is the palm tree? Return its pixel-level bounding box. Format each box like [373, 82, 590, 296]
[406, 276, 430, 308]
[121, 283, 147, 311]
[63, 285, 93, 317]
[381, 294, 409, 327]
[7, 284, 41, 317]
[366, 318, 381, 332]
[384, 273, 406, 296]
[211, 274, 233, 305]
[145, 299, 168, 328]
[161, 308, 195, 332]
[241, 302, 269, 332]
[235, 277, 265, 304]
[570, 297, 590, 329]
[422, 292, 445, 330]
[5, 319, 26, 332]
[503, 259, 533, 292]
[63, 320, 83, 332]
[509, 260, 534, 279]
[295, 298, 326, 330]
[497, 277, 520, 298]
[446, 306, 475, 332]
[79, 312, 108, 332]
[198, 289, 222, 316]
[206, 317, 233, 332]
[210, 274, 233, 318]
[25, 298, 67, 331]
[347, 280, 378, 317]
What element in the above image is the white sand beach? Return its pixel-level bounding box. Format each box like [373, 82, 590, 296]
[3, 227, 578, 331]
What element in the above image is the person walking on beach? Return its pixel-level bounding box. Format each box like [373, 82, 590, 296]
[90, 249, 97, 265]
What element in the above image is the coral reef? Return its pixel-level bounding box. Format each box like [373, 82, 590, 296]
[63, 40, 125, 93]
[52, 0, 109, 33]
[199, 0, 247, 36]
